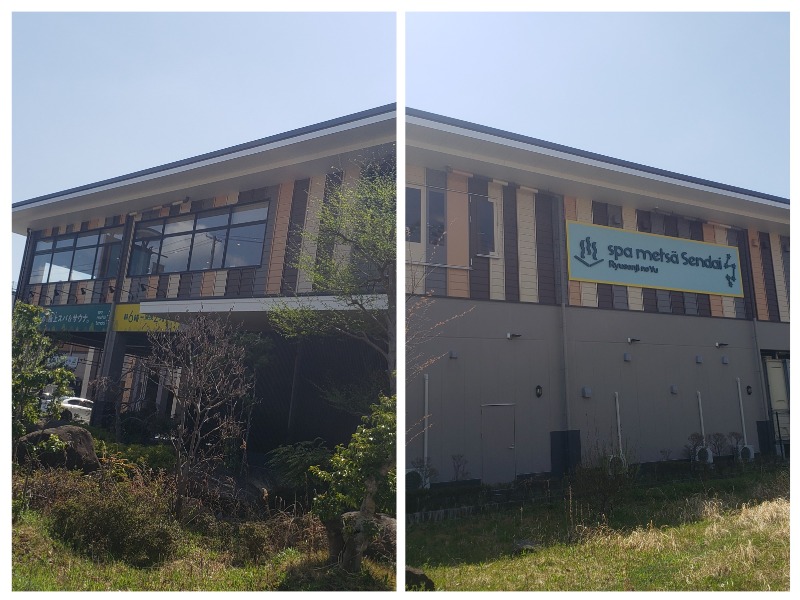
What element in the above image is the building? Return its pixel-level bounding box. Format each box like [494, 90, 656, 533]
[13, 105, 396, 451]
[405, 108, 789, 484]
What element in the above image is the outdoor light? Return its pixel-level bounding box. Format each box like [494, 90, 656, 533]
[627, 337, 640, 344]
[715, 342, 728, 348]
[670, 385, 679, 395]
[507, 333, 522, 340]
[581, 386, 592, 399]
[449, 350, 458, 359]
[696, 355, 703, 364]
[722, 356, 730, 365]
[623, 352, 632, 362]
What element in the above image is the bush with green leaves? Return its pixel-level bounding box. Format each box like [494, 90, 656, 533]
[310, 395, 396, 522]
[11, 302, 74, 439]
[47, 469, 180, 567]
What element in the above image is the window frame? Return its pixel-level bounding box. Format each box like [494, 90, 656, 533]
[29, 225, 124, 285]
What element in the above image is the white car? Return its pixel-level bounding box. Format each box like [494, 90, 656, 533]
[56, 397, 94, 424]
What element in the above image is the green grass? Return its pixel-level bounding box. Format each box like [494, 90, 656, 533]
[12, 510, 394, 591]
[407, 466, 788, 591]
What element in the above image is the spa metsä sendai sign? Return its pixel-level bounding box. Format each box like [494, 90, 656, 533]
[566, 222, 744, 297]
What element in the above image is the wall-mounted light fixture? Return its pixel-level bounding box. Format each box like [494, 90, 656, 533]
[721, 356, 730, 365]
[627, 337, 640, 344]
[80, 287, 105, 299]
[581, 386, 592, 399]
[449, 350, 458, 359]
[670, 385, 679, 395]
[623, 352, 632, 362]
[715, 342, 728, 348]
[507, 333, 522, 340]
[53, 289, 79, 303]
[535, 385, 543, 398]
[696, 355, 703, 364]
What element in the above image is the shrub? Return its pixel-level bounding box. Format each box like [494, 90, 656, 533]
[47, 470, 180, 567]
[234, 509, 326, 565]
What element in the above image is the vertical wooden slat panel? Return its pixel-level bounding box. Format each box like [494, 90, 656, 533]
[592, 201, 614, 309]
[406, 164, 425, 187]
[488, 181, 505, 301]
[702, 223, 724, 317]
[167, 274, 180, 298]
[516, 188, 538, 303]
[621, 206, 643, 311]
[502, 184, 519, 302]
[563, 196, 581, 306]
[535, 194, 558, 306]
[296, 176, 325, 294]
[213, 271, 227, 297]
[576, 197, 597, 307]
[468, 177, 490, 300]
[281, 179, 311, 295]
[747, 229, 770, 321]
[769, 232, 790, 322]
[759, 232, 781, 322]
[266, 181, 295, 295]
[446, 172, 470, 298]
[713, 226, 736, 318]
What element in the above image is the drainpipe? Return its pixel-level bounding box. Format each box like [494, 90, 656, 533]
[614, 392, 623, 455]
[423, 373, 429, 467]
[555, 197, 571, 431]
[696, 391, 706, 439]
[736, 377, 748, 446]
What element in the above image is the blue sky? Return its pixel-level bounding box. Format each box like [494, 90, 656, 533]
[10, 11, 397, 289]
[7, 10, 792, 289]
[406, 12, 789, 199]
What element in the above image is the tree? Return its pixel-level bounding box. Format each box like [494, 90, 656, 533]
[144, 313, 254, 518]
[11, 302, 74, 440]
[269, 151, 396, 396]
[310, 394, 396, 572]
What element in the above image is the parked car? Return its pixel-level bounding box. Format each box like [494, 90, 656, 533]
[56, 397, 94, 424]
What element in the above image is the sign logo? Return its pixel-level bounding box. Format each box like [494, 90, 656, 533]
[566, 221, 744, 297]
[574, 235, 604, 268]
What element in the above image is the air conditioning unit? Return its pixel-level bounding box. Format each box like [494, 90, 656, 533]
[737, 445, 755, 462]
[607, 454, 627, 475]
[695, 446, 714, 464]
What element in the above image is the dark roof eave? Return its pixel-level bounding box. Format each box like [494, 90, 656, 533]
[407, 107, 789, 206]
[14, 103, 397, 209]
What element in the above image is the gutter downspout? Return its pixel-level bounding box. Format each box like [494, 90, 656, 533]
[736, 377, 748, 446]
[556, 196, 571, 431]
[696, 391, 706, 440]
[614, 392, 623, 455]
[423, 373, 429, 470]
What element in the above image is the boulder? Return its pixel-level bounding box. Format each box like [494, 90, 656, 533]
[406, 566, 435, 591]
[16, 425, 100, 473]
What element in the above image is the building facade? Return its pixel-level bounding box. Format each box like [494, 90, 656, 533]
[406, 109, 789, 484]
[13, 105, 396, 451]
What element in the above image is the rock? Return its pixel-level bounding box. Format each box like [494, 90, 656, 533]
[16, 425, 100, 473]
[513, 538, 540, 554]
[406, 566, 435, 591]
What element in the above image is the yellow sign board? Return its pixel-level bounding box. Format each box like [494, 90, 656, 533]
[113, 303, 180, 332]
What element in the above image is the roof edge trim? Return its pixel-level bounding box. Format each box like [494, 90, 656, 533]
[407, 107, 788, 206]
[15, 103, 397, 209]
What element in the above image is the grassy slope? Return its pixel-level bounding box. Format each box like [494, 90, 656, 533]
[407, 468, 789, 591]
[12, 510, 394, 591]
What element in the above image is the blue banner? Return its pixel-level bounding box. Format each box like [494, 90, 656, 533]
[40, 304, 112, 332]
[566, 222, 744, 297]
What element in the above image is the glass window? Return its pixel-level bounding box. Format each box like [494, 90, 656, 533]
[163, 215, 194, 236]
[195, 209, 230, 230]
[231, 203, 268, 225]
[158, 233, 193, 273]
[70, 247, 97, 281]
[35, 239, 53, 252]
[95, 243, 122, 279]
[190, 229, 227, 271]
[477, 198, 495, 254]
[101, 227, 125, 243]
[224, 223, 266, 267]
[406, 188, 421, 243]
[55, 236, 74, 249]
[48, 250, 73, 283]
[30, 254, 51, 284]
[428, 190, 445, 246]
[76, 232, 100, 248]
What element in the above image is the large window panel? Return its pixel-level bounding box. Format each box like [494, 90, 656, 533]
[406, 187, 421, 243]
[48, 250, 73, 283]
[70, 247, 97, 281]
[224, 223, 266, 267]
[94, 243, 122, 279]
[196, 209, 230, 230]
[231, 203, 268, 225]
[477, 197, 495, 255]
[163, 215, 194, 236]
[190, 229, 227, 271]
[30, 254, 51, 284]
[158, 233, 193, 273]
[428, 190, 445, 246]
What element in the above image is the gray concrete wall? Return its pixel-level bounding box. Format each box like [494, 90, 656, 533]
[406, 297, 788, 484]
